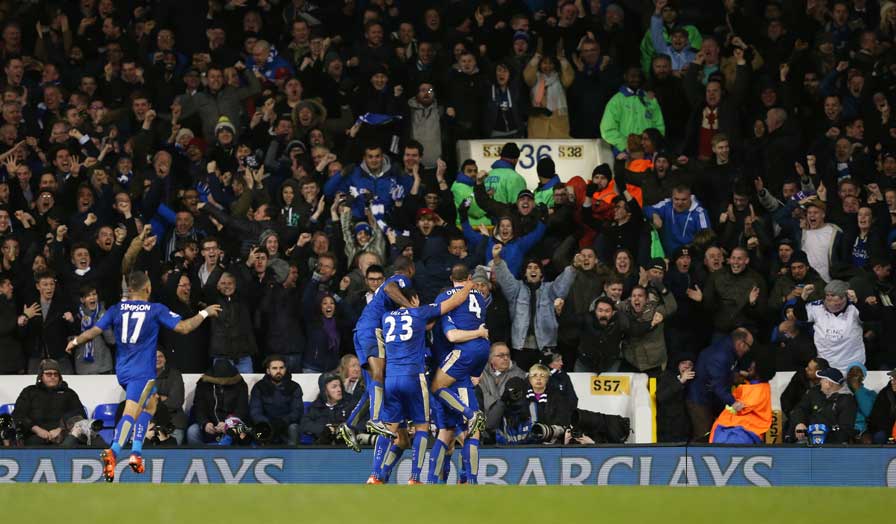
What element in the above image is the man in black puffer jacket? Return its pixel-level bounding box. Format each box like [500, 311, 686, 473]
[250, 356, 304, 445]
[13, 359, 85, 446]
[300, 372, 361, 445]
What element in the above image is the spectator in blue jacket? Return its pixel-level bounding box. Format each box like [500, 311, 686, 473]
[644, 185, 710, 253]
[250, 40, 295, 83]
[249, 356, 304, 445]
[323, 144, 411, 220]
[846, 361, 876, 437]
[686, 327, 754, 440]
[649, 1, 696, 72]
[460, 193, 547, 277]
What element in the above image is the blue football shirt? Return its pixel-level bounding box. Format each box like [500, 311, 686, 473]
[382, 304, 441, 376]
[97, 300, 181, 384]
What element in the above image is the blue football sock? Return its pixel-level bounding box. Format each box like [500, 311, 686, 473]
[380, 443, 405, 482]
[463, 437, 480, 484]
[427, 439, 448, 484]
[435, 388, 474, 419]
[443, 450, 454, 482]
[371, 435, 391, 480]
[410, 432, 428, 482]
[130, 410, 153, 455]
[110, 414, 135, 457]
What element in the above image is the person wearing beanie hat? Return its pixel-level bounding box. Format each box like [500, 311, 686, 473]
[793, 278, 865, 374]
[533, 156, 562, 207]
[789, 365, 858, 444]
[771, 249, 826, 315]
[13, 358, 85, 445]
[341, 203, 385, 265]
[481, 142, 527, 205]
[214, 116, 236, 136]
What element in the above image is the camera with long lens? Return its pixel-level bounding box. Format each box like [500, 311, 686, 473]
[530, 423, 567, 443]
[353, 433, 378, 447]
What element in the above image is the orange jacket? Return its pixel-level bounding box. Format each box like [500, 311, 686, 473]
[709, 382, 772, 442]
[591, 181, 644, 207]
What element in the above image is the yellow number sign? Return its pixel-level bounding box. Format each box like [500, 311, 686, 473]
[590, 375, 631, 395]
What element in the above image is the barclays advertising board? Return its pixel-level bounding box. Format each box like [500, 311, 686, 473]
[0, 447, 895, 486]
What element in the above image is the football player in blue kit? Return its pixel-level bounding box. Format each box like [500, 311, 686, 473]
[66, 271, 221, 481]
[337, 257, 416, 454]
[372, 280, 481, 484]
[429, 265, 492, 484]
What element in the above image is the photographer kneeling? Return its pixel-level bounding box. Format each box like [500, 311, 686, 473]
[487, 364, 630, 445]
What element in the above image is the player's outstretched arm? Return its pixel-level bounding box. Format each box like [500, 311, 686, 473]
[65, 326, 103, 354]
[438, 280, 475, 315]
[384, 281, 415, 309]
[446, 324, 489, 344]
[173, 305, 222, 334]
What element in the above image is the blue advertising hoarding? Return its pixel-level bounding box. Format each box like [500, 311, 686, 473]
[0, 447, 895, 486]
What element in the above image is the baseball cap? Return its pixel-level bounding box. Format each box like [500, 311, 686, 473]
[816, 367, 844, 385]
[517, 189, 535, 201]
[416, 208, 437, 221]
[648, 258, 666, 272]
[887, 368, 896, 378]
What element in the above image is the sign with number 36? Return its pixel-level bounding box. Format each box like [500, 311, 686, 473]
[456, 139, 614, 190]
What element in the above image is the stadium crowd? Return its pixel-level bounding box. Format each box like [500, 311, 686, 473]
[2, 0, 896, 447]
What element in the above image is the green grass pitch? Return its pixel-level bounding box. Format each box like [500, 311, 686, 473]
[0, 485, 893, 523]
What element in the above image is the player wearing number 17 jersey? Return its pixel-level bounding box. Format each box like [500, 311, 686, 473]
[66, 272, 221, 482]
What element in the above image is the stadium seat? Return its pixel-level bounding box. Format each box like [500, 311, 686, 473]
[303, 401, 312, 414]
[92, 403, 118, 444]
[0, 404, 14, 415]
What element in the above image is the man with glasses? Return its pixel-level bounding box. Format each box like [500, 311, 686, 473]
[12, 359, 85, 445]
[685, 327, 754, 441]
[479, 342, 527, 431]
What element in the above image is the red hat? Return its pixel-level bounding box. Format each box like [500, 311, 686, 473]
[416, 208, 438, 221]
[187, 137, 207, 154]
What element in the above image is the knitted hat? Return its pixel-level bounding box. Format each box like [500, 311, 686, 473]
[214, 116, 236, 135]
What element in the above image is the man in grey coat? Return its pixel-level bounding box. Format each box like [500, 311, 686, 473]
[174, 63, 261, 142]
[480, 342, 527, 431]
[492, 243, 575, 372]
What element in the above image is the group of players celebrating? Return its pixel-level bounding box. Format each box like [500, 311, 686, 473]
[67, 254, 492, 484]
[335, 255, 492, 485]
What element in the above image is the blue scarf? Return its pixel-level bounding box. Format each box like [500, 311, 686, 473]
[79, 303, 103, 362]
